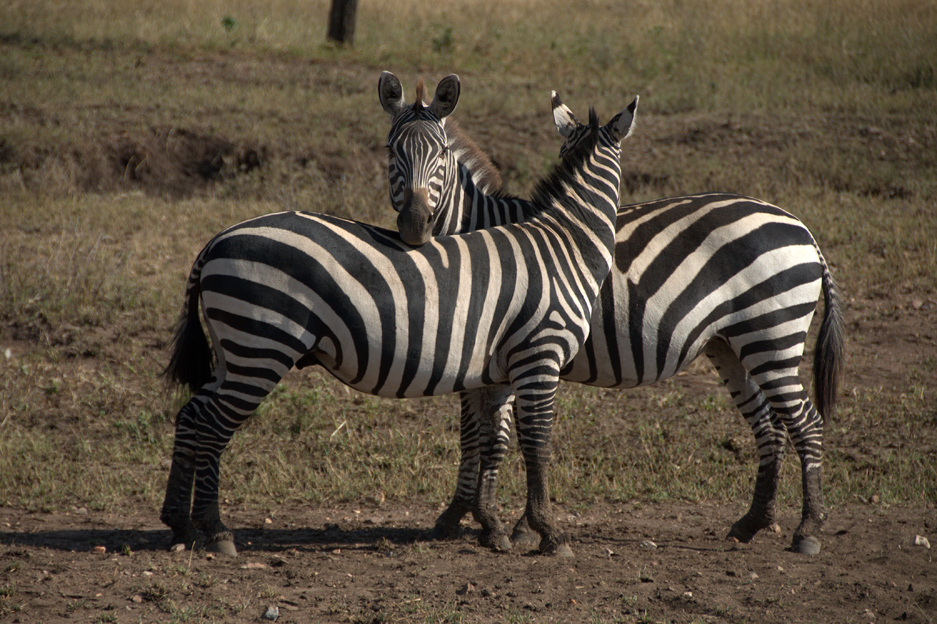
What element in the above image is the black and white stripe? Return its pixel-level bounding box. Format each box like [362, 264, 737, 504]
[159, 88, 638, 557]
[380, 73, 844, 555]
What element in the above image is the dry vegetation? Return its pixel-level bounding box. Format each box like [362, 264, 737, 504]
[1, 1, 936, 622]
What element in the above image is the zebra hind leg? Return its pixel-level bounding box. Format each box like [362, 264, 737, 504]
[781, 394, 827, 555]
[160, 399, 203, 550]
[705, 342, 786, 543]
[723, 339, 828, 554]
[187, 395, 254, 557]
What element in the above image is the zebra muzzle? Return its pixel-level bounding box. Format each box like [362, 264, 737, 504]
[398, 188, 434, 246]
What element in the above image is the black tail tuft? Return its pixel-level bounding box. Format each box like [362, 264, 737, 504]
[813, 260, 845, 425]
[162, 272, 213, 394]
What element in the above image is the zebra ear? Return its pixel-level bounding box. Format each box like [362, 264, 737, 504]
[379, 71, 406, 117]
[429, 74, 460, 120]
[604, 96, 639, 142]
[551, 91, 581, 138]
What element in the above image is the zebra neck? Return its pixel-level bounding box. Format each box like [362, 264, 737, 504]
[528, 143, 621, 288]
[433, 159, 531, 236]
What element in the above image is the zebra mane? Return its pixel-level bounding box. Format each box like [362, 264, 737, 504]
[445, 119, 504, 194]
[529, 108, 602, 220]
[412, 80, 426, 113]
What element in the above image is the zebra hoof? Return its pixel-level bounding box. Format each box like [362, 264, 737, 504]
[491, 534, 513, 553]
[726, 520, 757, 544]
[480, 530, 512, 552]
[791, 535, 821, 555]
[541, 541, 574, 558]
[205, 539, 238, 557]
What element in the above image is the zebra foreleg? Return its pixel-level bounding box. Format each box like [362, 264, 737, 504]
[513, 381, 572, 557]
[472, 386, 512, 551]
[160, 400, 201, 549]
[431, 392, 484, 539]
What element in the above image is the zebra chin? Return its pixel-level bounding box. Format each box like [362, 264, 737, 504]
[397, 187, 434, 246]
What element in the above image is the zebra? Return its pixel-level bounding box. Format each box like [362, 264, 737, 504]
[159, 83, 639, 557]
[379, 72, 845, 555]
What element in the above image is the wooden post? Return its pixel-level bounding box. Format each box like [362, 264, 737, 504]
[327, 0, 359, 46]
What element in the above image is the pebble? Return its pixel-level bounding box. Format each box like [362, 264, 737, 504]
[914, 535, 930, 549]
[457, 582, 475, 595]
[240, 562, 267, 569]
[262, 605, 279, 621]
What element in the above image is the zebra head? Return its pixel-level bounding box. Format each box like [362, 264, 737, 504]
[379, 71, 461, 246]
[552, 90, 637, 158]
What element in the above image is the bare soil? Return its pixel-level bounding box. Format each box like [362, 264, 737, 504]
[1, 498, 935, 623]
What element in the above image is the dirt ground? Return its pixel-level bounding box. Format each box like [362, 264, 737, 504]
[2, 297, 935, 623]
[1, 497, 935, 623]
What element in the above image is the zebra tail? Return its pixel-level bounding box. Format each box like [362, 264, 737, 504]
[162, 257, 214, 394]
[813, 256, 845, 425]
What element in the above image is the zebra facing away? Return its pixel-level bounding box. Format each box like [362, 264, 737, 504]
[379, 72, 845, 555]
[159, 84, 639, 557]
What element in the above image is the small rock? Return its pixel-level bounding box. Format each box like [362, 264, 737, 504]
[914, 535, 930, 549]
[683, 591, 693, 599]
[131, 595, 143, 603]
[751, 572, 760, 580]
[170, 543, 186, 553]
[639, 540, 657, 549]
[870, 494, 880, 504]
[262, 605, 279, 621]
[457, 582, 475, 595]
[264, 517, 273, 525]
[93, 546, 107, 554]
